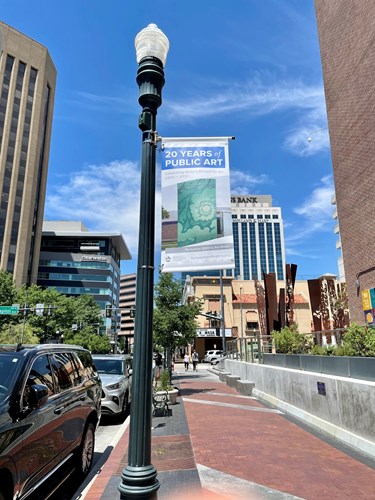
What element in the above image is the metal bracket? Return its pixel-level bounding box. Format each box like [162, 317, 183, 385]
[142, 130, 162, 147]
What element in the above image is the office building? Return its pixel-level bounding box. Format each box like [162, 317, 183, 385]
[119, 273, 136, 349]
[182, 194, 285, 282]
[314, 1, 374, 321]
[37, 221, 131, 336]
[228, 195, 285, 281]
[0, 22, 56, 286]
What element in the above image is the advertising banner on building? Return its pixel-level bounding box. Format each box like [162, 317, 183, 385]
[362, 288, 375, 325]
[160, 137, 235, 273]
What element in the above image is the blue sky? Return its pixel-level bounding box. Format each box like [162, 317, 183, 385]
[2, 0, 336, 279]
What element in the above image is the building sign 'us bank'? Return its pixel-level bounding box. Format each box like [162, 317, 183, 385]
[231, 195, 272, 206]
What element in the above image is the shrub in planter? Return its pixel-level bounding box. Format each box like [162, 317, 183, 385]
[272, 325, 313, 354]
[310, 344, 336, 356]
[341, 323, 375, 357]
[154, 369, 179, 405]
[155, 369, 173, 391]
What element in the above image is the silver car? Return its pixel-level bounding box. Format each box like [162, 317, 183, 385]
[92, 354, 132, 418]
[202, 350, 223, 363]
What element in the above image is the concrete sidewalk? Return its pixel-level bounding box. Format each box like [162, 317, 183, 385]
[81, 363, 375, 499]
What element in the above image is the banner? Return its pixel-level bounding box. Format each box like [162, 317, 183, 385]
[160, 137, 235, 273]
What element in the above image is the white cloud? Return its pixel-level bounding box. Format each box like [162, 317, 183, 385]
[285, 175, 334, 245]
[70, 77, 329, 156]
[45, 160, 145, 255]
[230, 169, 269, 193]
[164, 77, 324, 120]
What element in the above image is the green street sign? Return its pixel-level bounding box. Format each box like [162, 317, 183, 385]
[0, 306, 19, 315]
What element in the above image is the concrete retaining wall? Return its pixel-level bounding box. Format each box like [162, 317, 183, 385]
[224, 359, 375, 458]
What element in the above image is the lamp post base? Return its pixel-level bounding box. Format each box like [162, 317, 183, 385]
[119, 464, 159, 499]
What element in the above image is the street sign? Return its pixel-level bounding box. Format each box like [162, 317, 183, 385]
[0, 305, 19, 315]
[35, 303, 44, 316]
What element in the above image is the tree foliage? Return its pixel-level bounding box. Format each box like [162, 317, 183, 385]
[272, 322, 375, 357]
[272, 324, 313, 354]
[153, 273, 202, 351]
[0, 271, 104, 348]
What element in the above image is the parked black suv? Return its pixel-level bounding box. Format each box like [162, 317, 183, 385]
[0, 344, 101, 500]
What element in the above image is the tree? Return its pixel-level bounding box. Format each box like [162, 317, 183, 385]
[0, 270, 18, 330]
[0, 323, 39, 344]
[14, 285, 102, 342]
[153, 273, 202, 369]
[65, 330, 111, 353]
[0, 272, 103, 346]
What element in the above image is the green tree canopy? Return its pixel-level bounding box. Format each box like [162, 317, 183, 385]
[0, 272, 104, 348]
[153, 273, 202, 352]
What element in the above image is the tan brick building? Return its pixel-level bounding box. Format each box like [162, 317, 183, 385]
[0, 22, 56, 285]
[185, 276, 312, 359]
[314, 1, 375, 322]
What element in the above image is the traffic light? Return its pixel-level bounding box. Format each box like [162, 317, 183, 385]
[130, 307, 136, 319]
[105, 305, 112, 318]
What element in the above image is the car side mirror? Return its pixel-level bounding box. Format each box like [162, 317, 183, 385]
[28, 384, 49, 409]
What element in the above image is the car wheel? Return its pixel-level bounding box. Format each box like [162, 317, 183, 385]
[76, 422, 95, 478]
[121, 392, 129, 417]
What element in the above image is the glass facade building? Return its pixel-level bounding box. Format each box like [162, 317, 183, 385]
[182, 194, 286, 282]
[37, 221, 131, 336]
[228, 195, 285, 281]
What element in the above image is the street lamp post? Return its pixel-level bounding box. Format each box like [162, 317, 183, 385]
[219, 270, 226, 352]
[307, 126, 328, 142]
[239, 285, 244, 360]
[240, 286, 244, 340]
[118, 24, 169, 500]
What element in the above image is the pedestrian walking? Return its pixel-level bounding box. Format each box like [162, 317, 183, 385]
[184, 353, 190, 371]
[192, 350, 199, 371]
[153, 350, 163, 388]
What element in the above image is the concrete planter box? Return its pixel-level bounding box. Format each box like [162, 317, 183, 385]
[300, 354, 322, 373]
[263, 354, 375, 381]
[263, 353, 286, 367]
[154, 388, 179, 405]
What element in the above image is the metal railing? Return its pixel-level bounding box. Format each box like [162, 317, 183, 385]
[226, 335, 274, 363]
[225, 328, 350, 364]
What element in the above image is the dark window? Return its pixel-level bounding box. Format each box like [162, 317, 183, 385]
[52, 352, 75, 391]
[23, 354, 55, 408]
[77, 350, 96, 380]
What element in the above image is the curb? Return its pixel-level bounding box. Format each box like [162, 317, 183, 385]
[75, 415, 130, 499]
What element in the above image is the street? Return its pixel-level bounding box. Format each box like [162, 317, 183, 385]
[47, 414, 129, 500]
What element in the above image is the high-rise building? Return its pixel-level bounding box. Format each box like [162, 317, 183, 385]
[228, 195, 285, 281]
[37, 221, 131, 336]
[182, 194, 286, 282]
[314, 1, 374, 322]
[119, 273, 136, 347]
[0, 22, 56, 286]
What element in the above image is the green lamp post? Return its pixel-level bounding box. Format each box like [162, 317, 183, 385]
[118, 24, 169, 499]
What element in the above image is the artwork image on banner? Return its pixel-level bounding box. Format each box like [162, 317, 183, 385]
[160, 137, 234, 273]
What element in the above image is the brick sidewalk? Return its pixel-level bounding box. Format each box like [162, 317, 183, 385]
[83, 366, 375, 499]
[181, 371, 375, 499]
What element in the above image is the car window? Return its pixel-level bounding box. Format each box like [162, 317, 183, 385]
[77, 350, 96, 379]
[70, 352, 85, 385]
[52, 352, 76, 391]
[94, 358, 123, 375]
[23, 354, 55, 407]
[0, 353, 22, 401]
